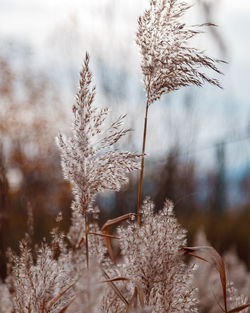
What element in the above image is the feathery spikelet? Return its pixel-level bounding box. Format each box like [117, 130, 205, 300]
[6, 238, 75, 313]
[57, 53, 140, 244]
[118, 199, 198, 313]
[136, 0, 224, 104]
[57, 54, 140, 211]
[57, 53, 140, 209]
[227, 282, 249, 313]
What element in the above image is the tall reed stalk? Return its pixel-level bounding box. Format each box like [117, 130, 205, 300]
[137, 76, 151, 227]
[84, 213, 89, 269]
[135, 0, 223, 228]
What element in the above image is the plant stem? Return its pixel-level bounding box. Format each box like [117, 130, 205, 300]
[137, 99, 150, 227]
[84, 213, 89, 269]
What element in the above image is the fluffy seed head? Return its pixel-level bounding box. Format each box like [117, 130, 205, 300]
[136, 0, 224, 104]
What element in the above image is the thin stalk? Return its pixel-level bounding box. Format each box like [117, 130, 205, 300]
[137, 99, 150, 227]
[137, 75, 151, 228]
[84, 213, 89, 269]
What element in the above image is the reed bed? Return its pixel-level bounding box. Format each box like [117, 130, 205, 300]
[0, 1, 249, 312]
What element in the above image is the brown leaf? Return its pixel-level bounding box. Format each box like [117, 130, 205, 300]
[126, 286, 139, 313]
[41, 299, 46, 313]
[228, 303, 250, 313]
[101, 213, 136, 231]
[101, 268, 128, 306]
[58, 298, 76, 313]
[103, 228, 116, 263]
[136, 283, 145, 308]
[101, 276, 129, 283]
[101, 213, 136, 262]
[126, 284, 145, 313]
[88, 231, 120, 239]
[101, 274, 145, 311]
[76, 236, 84, 249]
[183, 246, 228, 313]
[47, 282, 75, 311]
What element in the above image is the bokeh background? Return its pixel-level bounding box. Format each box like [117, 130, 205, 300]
[0, 0, 250, 279]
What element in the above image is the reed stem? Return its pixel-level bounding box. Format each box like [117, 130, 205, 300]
[137, 100, 150, 227]
[84, 213, 89, 269]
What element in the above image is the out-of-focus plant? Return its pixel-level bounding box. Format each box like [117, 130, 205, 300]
[191, 230, 250, 313]
[0, 41, 71, 278]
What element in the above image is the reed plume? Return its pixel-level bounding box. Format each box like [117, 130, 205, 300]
[118, 199, 198, 313]
[57, 53, 140, 265]
[136, 0, 224, 226]
[1, 2, 249, 313]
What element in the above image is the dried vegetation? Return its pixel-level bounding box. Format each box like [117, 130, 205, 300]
[0, 0, 249, 312]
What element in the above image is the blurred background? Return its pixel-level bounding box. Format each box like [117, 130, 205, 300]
[0, 0, 250, 279]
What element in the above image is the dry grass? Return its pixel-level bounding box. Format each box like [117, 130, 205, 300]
[0, 1, 249, 313]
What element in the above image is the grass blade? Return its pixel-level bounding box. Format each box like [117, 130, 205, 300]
[88, 232, 120, 239]
[47, 282, 75, 312]
[101, 213, 136, 262]
[101, 268, 128, 306]
[183, 246, 227, 313]
[228, 303, 250, 313]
